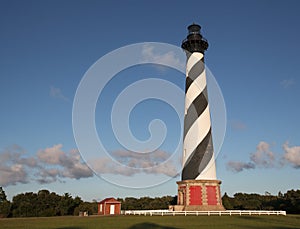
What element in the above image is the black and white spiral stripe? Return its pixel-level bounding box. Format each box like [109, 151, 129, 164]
[182, 52, 216, 181]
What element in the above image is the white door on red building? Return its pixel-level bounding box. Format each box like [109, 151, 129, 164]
[110, 205, 115, 214]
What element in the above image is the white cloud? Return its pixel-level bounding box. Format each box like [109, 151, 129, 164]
[147, 161, 179, 177]
[61, 155, 94, 179]
[283, 142, 300, 168]
[141, 44, 184, 70]
[280, 79, 295, 89]
[230, 120, 247, 131]
[110, 150, 171, 168]
[0, 145, 31, 186]
[227, 141, 276, 173]
[90, 150, 180, 177]
[226, 161, 255, 172]
[37, 144, 65, 164]
[0, 144, 94, 186]
[0, 144, 181, 186]
[36, 144, 93, 181]
[0, 164, 28, 186]
[250, 141, 276, 168]
[50, 86, 69, 101]
[227, 141, 300, 173]
[36, 168, 60, 184]
[90, 157, 136, 177]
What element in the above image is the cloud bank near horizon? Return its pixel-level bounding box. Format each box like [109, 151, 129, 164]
[227, 141, 300, 172]
[0, 144, 180, 187]
[89, 149, 180, 178]
[0, 144, 93, 187]
[2, 140, 299, 186]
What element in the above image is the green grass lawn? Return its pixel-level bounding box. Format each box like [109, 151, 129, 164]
[0, 215, 299, 229]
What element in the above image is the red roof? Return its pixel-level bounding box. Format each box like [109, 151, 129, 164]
[99, 197, 121, 204]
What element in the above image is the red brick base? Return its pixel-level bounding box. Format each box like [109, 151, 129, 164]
[176, 180, 225, 211]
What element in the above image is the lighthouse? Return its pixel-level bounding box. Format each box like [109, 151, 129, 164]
[176, 24, 224, 211]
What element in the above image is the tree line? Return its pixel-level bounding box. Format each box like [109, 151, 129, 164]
[0, 187, 97, 218]
[222, 189, 300, 214]
[0, 187, 299, 218]
[118, 190, 300, 214]
[118, 196, 177, 210]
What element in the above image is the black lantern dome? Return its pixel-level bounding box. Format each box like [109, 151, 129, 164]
[181, 23, 208, 54]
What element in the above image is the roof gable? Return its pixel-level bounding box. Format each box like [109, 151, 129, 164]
[99, 197, 121, 204]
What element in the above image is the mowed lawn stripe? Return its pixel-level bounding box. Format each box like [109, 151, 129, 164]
[0, 215, 300, 229]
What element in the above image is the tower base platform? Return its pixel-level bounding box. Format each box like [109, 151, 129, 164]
[172, 179, 225, 211]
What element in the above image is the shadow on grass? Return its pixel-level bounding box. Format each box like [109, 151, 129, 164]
[56, 227, 83, 229]
[128, 222, 180, 229]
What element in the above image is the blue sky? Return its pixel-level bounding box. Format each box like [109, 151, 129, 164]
[1, 0, 300, 201]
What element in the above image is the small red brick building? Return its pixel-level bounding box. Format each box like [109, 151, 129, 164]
[98, 197, 121, 215]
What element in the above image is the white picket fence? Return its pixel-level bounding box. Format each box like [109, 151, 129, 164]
[124, 210, 286, 216]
